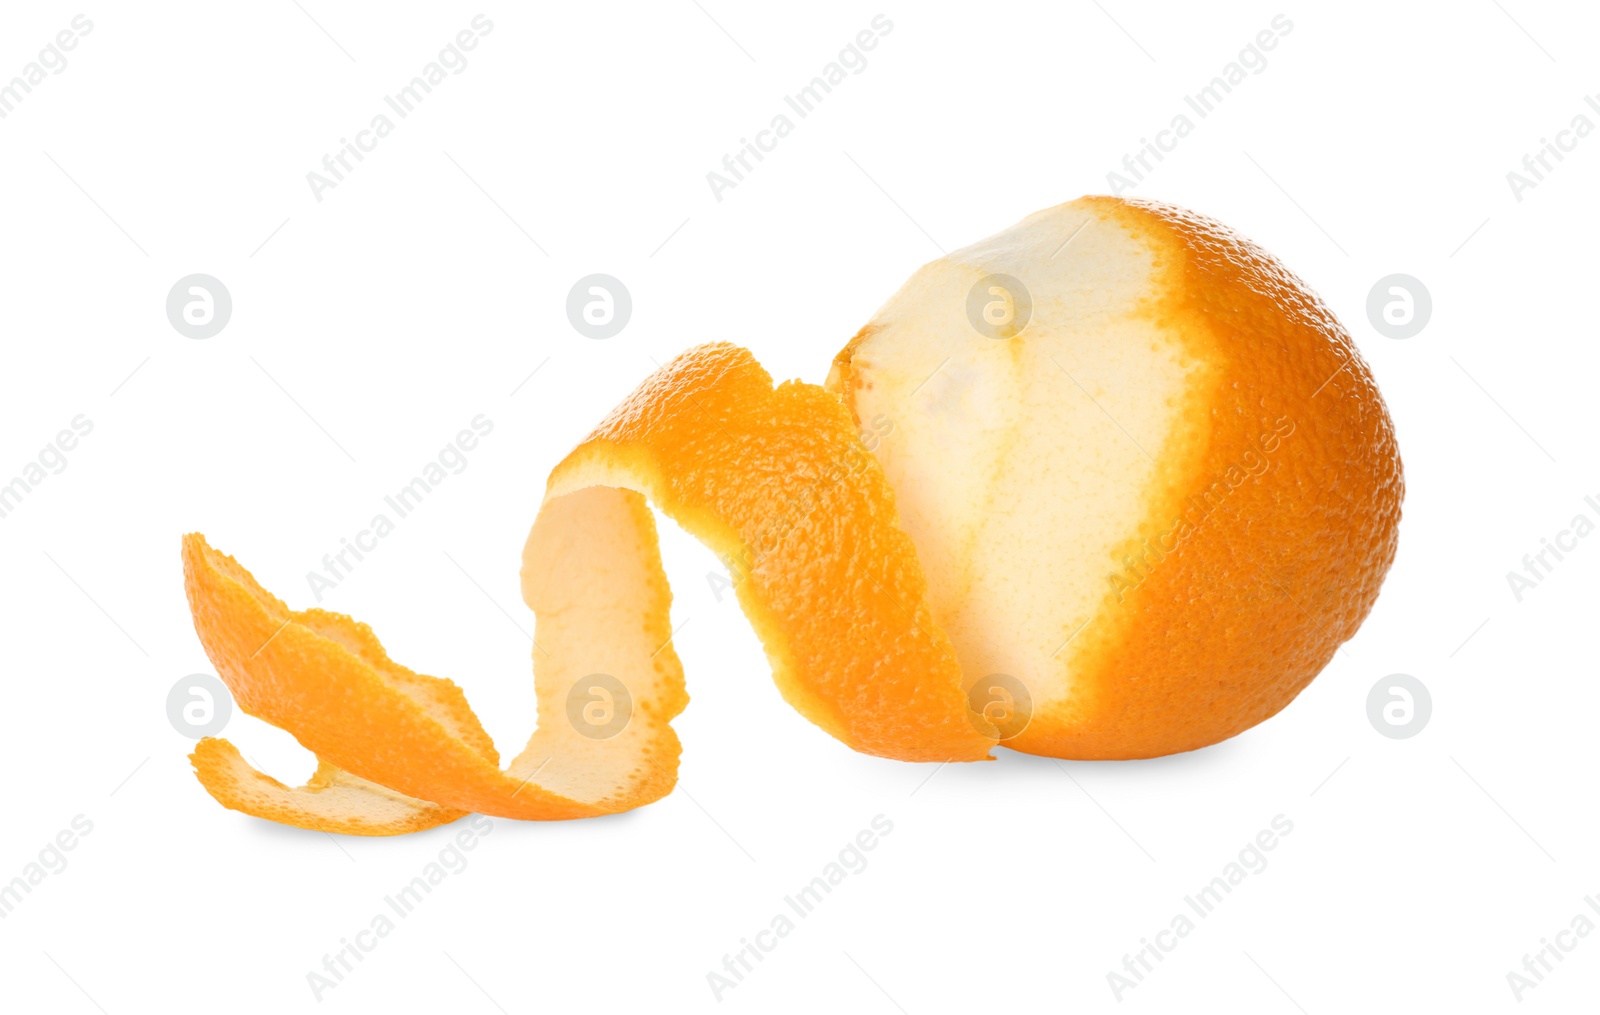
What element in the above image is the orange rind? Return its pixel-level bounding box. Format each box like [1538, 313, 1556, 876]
[189, 738, 464, 836]
[185, 345, 992, 833]
[182, 196, 1402, 834]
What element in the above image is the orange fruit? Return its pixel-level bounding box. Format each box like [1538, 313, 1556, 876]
[827, 195, 1403, 758]
[182, 195, 1401, 833]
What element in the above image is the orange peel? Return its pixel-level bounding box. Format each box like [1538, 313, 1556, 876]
[189, 738, 464, 836]
[185, 345, 992, 834]
[182, 195, 1402, 834]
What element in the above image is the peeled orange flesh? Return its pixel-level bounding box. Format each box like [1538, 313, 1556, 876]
[182, 195, 1401, 834]
[829, 197, 1401, 758]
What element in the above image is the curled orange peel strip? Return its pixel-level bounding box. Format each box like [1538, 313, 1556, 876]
[185, 343, 994, 835]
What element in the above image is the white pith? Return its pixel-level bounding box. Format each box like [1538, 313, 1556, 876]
[831, 199, 1205, 725]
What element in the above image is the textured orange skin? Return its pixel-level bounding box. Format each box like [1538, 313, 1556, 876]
[548, 343, 991, 762]
[189, 737, 464, 836]
[837, 196, 1403, 760]
[183, 534, 618, 820]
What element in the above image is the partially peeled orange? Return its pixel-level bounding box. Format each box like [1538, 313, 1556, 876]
[182, 196, 1401, 834]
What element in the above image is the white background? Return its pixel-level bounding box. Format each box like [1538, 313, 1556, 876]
[1, 1, 1596, 1011]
